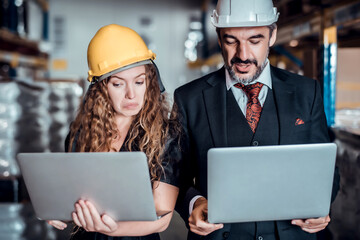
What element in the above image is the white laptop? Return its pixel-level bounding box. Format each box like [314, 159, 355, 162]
[17, 152, 170, 221]
[207, 143, 337, 224]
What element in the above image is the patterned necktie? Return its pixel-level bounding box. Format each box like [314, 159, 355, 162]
[234, 82, 264, 133]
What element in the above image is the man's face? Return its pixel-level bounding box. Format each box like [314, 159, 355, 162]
[218, 26, 277, 84]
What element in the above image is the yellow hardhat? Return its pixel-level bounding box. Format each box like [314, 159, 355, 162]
[87, 24, 156, 83]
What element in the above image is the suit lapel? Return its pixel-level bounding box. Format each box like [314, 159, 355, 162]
[202, 66, 296, 147]
[203, 68, 228, 147]
[271, 66, 296, 144]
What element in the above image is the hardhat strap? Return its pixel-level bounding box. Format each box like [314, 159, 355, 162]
[150, 60, 165, 93]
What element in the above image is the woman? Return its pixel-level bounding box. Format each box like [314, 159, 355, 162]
[48, 24, 180, 240]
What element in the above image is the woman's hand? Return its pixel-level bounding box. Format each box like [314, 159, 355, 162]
[72, 200, 118, 234]
[47, 220, 68, 230]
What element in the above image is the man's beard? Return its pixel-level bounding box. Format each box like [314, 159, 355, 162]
[224, 51, 269, 85]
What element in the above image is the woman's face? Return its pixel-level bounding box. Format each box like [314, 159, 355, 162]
[107, 65, 147, 118]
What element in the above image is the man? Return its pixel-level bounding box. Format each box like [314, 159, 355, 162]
[174, 0, 340, 239]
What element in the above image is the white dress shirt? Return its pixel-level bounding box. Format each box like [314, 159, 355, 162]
[226, 60, 272, 115]
[189, 60, 273, 215]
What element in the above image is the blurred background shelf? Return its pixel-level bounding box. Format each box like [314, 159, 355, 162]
[0, 50, 48, 69]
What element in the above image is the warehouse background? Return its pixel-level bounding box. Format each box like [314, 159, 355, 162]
[1, 0, 360, 239]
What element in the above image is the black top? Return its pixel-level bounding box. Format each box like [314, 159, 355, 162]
[65, 130, 181, 240]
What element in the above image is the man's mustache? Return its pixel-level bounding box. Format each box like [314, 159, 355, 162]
[231, 57, 258, 67]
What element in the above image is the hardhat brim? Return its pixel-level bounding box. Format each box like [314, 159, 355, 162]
[211, 19, 278, 28]
[91, 59, 165, 93]
[97, 60, 153, 82]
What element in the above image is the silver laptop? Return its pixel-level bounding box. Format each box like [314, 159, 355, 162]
[17, 152, 169, 221]
[207, 143, 337, 223]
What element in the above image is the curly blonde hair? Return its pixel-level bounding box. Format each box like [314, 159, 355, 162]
[68, 64, 176, 182]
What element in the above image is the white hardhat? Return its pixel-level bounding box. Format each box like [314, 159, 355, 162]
[211, 0, 279, 28]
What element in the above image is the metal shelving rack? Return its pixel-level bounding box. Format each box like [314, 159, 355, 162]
[0, 0, 49, 79]
[274, 0, 360, 127]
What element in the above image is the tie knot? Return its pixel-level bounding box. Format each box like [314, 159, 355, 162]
[234, 82, 264, 99]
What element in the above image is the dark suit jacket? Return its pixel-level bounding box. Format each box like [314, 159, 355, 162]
[174, 66, 340, 240]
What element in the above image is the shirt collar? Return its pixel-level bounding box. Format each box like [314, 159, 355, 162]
[225, 59, 272, 90]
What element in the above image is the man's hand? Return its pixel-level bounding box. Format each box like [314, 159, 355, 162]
[292, 215, 331, 233]
[188, 197, 223, 236]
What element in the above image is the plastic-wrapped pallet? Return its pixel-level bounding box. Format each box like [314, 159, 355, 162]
[48, 84, 68, 152]
[15, 81, 51, 153]
[0, 81, 22, 177]
[0, 203, 56, 240]
[48, 82, 82, 152]
[65, 82, 82, 126]
[0, 80, 54, 240]
[0, 203, 26, 240]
